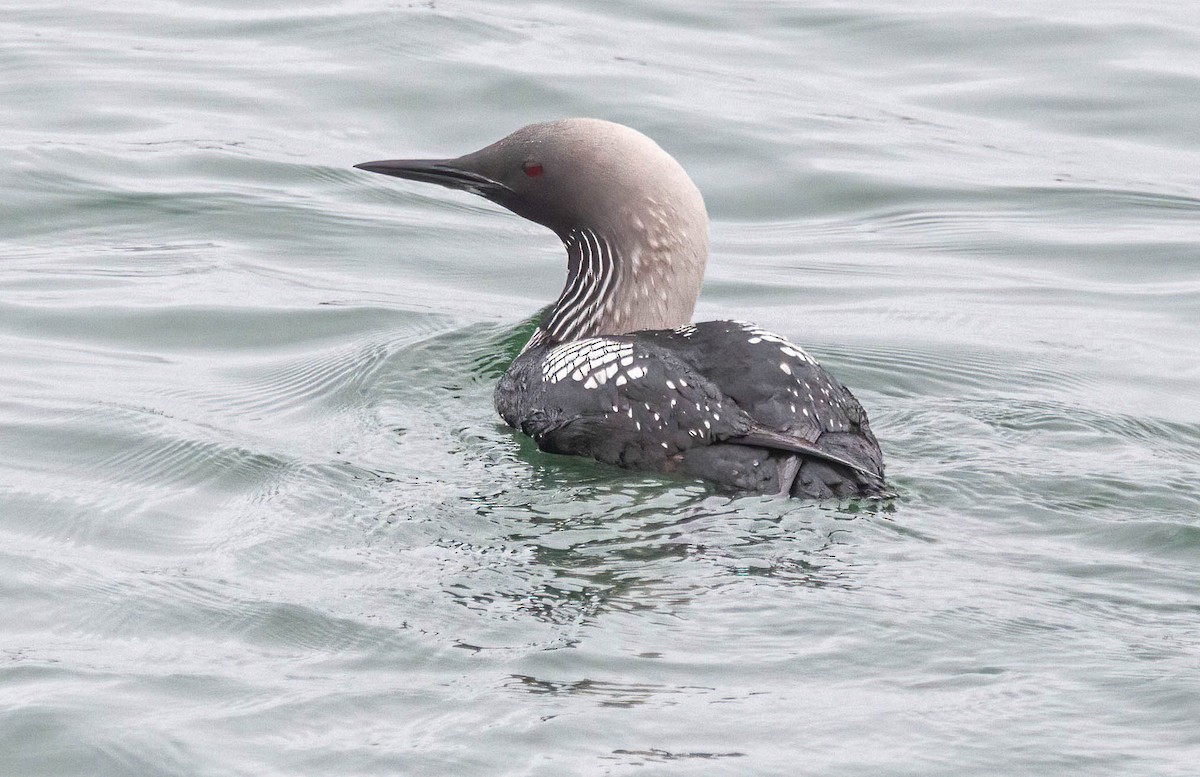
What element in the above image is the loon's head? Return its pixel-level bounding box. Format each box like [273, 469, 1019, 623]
[356, 118, 709, 340]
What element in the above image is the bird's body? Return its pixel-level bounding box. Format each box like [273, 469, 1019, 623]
[357, 118, 886, 498]
[498, 321, 883, 498]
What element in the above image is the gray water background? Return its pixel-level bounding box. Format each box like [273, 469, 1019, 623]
[2, 1, 1199, 774]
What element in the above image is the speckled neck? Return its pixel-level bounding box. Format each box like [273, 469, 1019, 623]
[533, 192, 708, 348]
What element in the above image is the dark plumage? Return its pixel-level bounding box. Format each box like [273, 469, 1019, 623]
[357, 119, 887, 498]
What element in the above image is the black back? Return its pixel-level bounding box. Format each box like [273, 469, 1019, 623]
[495, 321, 886, 498]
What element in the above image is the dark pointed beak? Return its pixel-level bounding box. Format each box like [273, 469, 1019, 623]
[354, 158, 512, 200]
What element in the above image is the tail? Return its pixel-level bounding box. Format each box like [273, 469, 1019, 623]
[728, 426, 890, 499]
[783, 455, 892, 500]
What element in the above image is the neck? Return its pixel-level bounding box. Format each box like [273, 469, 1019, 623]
[538, 227, 622, 344]
[529, 216, 706, 349]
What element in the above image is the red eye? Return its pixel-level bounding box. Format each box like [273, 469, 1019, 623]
[522, 161, 544, 177]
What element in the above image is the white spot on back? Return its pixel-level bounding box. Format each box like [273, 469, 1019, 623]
[542, 338, 635, 385]
[734, 321, 816, 364]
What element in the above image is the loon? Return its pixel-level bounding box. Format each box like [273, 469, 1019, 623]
[356, 118, 886, 499]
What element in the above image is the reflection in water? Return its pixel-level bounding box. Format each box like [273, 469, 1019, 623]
[345, 322, 908, 669]
[508, 674, 716, 709]
[608, 747, 748, 761]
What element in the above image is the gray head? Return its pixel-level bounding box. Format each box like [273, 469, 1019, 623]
[356, 118, 708, 343]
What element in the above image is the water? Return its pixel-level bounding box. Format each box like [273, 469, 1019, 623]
[3, 1, 1199, 774]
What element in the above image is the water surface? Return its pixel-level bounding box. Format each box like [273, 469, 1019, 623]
[2, 1, 1199, 774]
